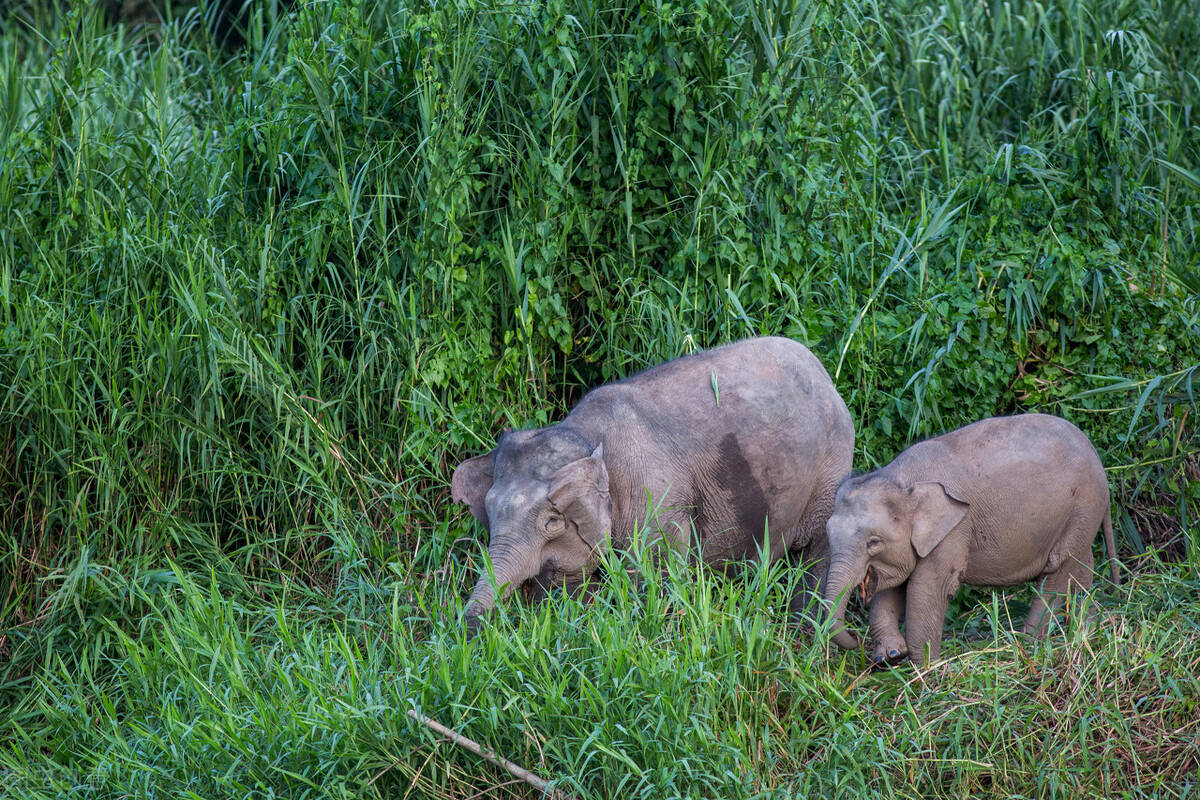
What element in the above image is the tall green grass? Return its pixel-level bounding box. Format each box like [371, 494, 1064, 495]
[2, 544, 1197, 798]
[0, 0, 1198, 796]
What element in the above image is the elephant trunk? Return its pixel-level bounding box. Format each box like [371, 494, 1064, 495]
[463, 546, 529, 637]
[823, 557, 865, 650]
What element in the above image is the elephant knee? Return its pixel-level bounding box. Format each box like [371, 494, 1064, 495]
[1043, 549, 1067, 575]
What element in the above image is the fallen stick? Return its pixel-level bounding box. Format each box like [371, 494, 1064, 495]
[407, 708, 577, 800]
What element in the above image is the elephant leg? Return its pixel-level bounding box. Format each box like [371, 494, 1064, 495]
[787, 532, 825, 614]
[903, 559, 959, 665]
[788, 476, 840, 628]
[787, 531, 829, 624]
[869, 585, 908, 664]
[657, 509, 696, 551]
[1023, 541, 1095, 638]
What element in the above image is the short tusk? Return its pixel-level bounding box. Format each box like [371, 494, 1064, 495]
[859, 565, 873, 604]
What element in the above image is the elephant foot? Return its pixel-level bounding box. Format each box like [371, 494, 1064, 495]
[871, 637, 908, 667]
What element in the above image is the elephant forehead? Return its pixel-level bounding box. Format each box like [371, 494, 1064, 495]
[487, 481, 547, 517]
[831, 499, 899, 539]
[495, 427, 591, 478]
[833, 490, 873, 515]
[840, 477, 904, 511]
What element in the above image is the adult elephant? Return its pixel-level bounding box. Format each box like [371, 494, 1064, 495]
[451, 336, 855, 634]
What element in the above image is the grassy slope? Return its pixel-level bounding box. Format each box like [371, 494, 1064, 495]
[1, 0, 1198, 797]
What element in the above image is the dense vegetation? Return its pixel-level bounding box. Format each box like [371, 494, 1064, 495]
[1, 0, 1198, 797]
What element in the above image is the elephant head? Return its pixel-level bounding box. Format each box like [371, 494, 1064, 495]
[823, 475, 968, 649]
[451, 425, 611, 634]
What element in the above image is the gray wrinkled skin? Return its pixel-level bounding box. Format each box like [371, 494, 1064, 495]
[822, 413, 1119, 665]
[451, 336, 855, 635]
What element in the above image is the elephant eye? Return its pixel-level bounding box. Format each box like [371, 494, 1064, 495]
[545, 515, 566, 535]
[866, 536, 882, 550]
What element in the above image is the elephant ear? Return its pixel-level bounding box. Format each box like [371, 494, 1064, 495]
[908, 481, 969, 558]
[451, 451, 495, 530]
[548, 444, 611, 547]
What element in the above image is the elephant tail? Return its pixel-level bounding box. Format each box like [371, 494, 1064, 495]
[1102, 505, 1120, 585]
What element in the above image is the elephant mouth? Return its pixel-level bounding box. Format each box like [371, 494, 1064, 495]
[859, 566, 877, 603]
[519, 563, 588, 603]
[519, 578, 550, 603]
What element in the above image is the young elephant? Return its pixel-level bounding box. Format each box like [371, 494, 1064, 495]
[823, 413, 1118, 665]
[452, 336, 854, 635]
